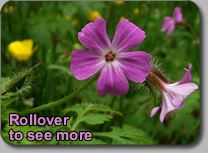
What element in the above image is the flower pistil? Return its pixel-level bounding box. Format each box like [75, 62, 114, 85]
[105, 51, 115, 62]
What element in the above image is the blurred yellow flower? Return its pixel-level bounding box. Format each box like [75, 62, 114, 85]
[3, 6, 16, 14]
[9, 6, 14, 12]
[63, 14, 72, 20]
[113, 1, 124, 6]
[87, 11, 102, 22]
[72, 19, 79, 26]
[8, 39, 38, 61]
[120, 16, 125, 21]
[3, 7, 9, 13]
[134, 8, 139, 15]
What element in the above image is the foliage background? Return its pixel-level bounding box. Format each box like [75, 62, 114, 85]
[1, 1, 200, 145]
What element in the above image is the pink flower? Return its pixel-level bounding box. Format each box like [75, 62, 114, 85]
[70, 18, 152, 95]
[151, 64, 198, 122]
[161, 7, 183, 36]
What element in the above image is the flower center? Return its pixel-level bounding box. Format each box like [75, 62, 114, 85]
[105, 51, 115, 62]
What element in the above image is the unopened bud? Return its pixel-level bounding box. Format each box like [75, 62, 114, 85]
[2, 62, 41, 95]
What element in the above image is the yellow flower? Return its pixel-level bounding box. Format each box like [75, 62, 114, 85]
[3, 6, 15, 14]
[134, 8, 139, 15]
[8, 39, 38, 61]
[72, 19, 79, 26]
[87, 11, 102, 22]
[120, 16, 125, 21]
[63, 14, 72, 20]
[9, 6, 14, 12]
[3, 7, 9, 13]
[113, 1, 124, 6]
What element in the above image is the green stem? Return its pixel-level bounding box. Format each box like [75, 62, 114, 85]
[106, 3, 113, 30]
[110, 95, 116, 108]
[186, 22, 198, 42]
[19, 73, 99, 116]
[71, 105, 91, 131]
[119, 95, 123, 127]
[71, 119, 82, 131]
[178, 20, 198, 43]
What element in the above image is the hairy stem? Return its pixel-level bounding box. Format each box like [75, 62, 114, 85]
[19, 73, 99, 116]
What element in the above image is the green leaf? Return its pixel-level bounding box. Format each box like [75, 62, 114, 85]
[1, 78, 15, 99]
[74, 138, 107, 145]
[1, 77, 11, 92]
[63, 103, 121, 131]
[63, 104, 86, 117]
[1, 109, 18, 123]
[1, 124, 41, 145]
[110, 125, 145, 138]
[93, 125, 152, 145]
[63, 103, 122, 117]
[85, 104, 122, 116]
[81, 113, 113, 125]
[1, 97, 18, 107]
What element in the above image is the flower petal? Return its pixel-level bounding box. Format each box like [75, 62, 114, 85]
[112, 19, 146, 53]
[118, 51, 152, 83]
[78, 18, 111, 55]
[160, 93, 176, 122]
[165, 82, 198, 107]
[70, 50, 105, 80]
[167, 23, 175, 36]
[97, 62, 129, 95]
[161, 17, 172, 32]
[176, 102, 184, 108]
[21, 39, 34, 51]
[173, 7, 183, 23]
[151, 106, 161, 117]
[178, 63, 192, 85]
[8, 40, 33, 61]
